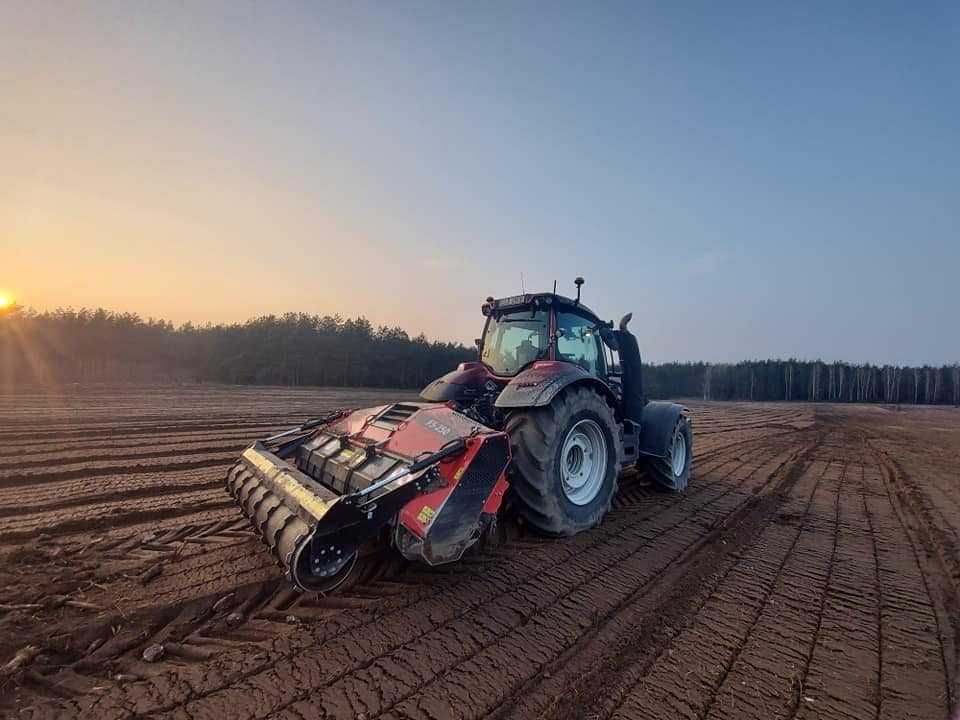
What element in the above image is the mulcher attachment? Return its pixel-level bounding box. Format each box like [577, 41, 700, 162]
[226, 403, 511, 592]
[227, 443, 349, 591]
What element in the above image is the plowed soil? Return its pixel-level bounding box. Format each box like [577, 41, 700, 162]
[0, 386, 956, 719]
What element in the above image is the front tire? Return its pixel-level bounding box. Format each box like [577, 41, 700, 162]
[506, 386, 622, 536]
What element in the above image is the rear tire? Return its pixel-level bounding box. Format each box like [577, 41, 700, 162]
[646, 413, 693, 492]
[506, 386, 622, 536]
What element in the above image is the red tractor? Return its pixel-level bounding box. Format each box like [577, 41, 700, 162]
[227, 279, 692, 591]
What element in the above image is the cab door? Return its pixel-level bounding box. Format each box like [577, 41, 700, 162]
[554, 310, 605, 378]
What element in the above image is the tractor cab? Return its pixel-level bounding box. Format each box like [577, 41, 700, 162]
[478, 292, 611, 380]
[421, 279, 641, 431]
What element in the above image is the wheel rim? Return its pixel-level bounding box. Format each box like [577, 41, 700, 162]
[560, 419, 607, 505]
[293, 538, 359, 593]
[670, 430, 687, 477]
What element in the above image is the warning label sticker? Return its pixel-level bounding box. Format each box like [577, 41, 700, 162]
[417, 505, 436, 525]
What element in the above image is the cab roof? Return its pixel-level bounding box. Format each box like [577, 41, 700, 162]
[487, 292, 601, 323]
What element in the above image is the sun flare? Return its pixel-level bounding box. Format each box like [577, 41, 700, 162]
[0, 294, 14, 309]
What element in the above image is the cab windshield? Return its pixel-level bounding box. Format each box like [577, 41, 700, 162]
[480, 309, 549, 376]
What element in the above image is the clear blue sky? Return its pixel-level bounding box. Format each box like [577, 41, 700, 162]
[2, 2, 957, 365]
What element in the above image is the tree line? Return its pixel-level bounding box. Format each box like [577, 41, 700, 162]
[1, 306, 958, 405]
[647, 359, 960, 406]
[0, 307, 473, 391]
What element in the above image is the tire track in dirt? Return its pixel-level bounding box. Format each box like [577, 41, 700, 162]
[599, 453, 834, 720]
[365, 442, 821, 720]
[0, 418, 295, 444]
[0, 475, 225, 519]
[13, 416, 804, 716]
[219, 441, 808, 720]
[788, 459, 880, 720]
[0, 441, 251, 471]
[868, 452, 955, 717]
[582, 431, 949, 720]
[705, 455, 847, 720]
[0, 427, 281, 459]
[13, 399, 952, 720]
[0, 453, 237, 488]
[491, 436, 822, 720]
[22, 435, 805, 719]
[0, 489, 234, 541]
[591, 430, 951, 720]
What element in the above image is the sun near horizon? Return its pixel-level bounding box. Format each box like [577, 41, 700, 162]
[0, 294, 14, 310]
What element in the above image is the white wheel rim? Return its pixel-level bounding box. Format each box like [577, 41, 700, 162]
[560, 419, 607, 505]
[671, 430, 687, 477]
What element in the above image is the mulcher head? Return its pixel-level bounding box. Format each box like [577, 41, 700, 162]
[226, 403, 510, 592]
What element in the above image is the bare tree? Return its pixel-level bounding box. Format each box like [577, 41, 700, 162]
[814, 362, 823, 401]
[884, 365, 900, 403]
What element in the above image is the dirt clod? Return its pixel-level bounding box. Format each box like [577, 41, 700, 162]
[1, 646, 40, 675]
[139, 563, 163, 585]
[212, 593, 235, 613]
[141, 644, 165, 663]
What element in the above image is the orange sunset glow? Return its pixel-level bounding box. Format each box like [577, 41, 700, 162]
[1, 3, 957, 365]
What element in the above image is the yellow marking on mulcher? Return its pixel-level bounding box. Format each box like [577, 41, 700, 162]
[241, 446, 333, 522]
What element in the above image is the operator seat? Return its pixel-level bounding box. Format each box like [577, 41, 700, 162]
[515, 338, 539, 368]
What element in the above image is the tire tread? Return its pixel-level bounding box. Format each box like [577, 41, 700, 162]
[506, 386, 623, 535]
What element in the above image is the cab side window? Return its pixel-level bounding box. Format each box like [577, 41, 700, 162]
[556, 312, 602, 375]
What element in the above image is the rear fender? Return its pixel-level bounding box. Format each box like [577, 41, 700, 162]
[494, 361, 617, 409]
[637, 401, 688, 458]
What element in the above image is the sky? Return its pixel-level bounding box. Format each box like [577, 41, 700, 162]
[1, 2, 957, 365]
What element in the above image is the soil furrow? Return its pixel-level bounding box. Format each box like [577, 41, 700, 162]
[60, 442, 785, 718]
[3, 394, 954, 720]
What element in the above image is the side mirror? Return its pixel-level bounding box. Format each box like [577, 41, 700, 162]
[474, 338, 481, 349]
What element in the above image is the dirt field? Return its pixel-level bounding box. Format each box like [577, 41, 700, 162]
[0, 386, 956, 719]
